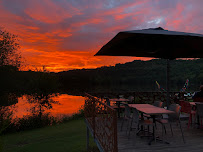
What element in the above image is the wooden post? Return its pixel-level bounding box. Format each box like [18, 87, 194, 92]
[166, 59, 170, 108]
[86, 126, 89, 150]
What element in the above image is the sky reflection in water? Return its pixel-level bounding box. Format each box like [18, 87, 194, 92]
[11, 94, 84, 118]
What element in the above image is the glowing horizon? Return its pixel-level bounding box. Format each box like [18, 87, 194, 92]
[1, 0, 203, 72]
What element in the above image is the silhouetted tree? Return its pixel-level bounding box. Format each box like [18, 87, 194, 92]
[26, 67, 59, 120]
[27, 93, 59, 121]
[0, 28, 21, 69]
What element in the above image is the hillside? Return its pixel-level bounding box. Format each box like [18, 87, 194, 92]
[58, 59, 203, 92]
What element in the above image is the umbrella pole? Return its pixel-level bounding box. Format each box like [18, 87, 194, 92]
[166, 59, 170, 108]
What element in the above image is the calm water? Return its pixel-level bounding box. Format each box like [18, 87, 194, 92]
[9, 94, 85, 119]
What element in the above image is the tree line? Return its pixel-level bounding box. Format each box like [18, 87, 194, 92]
[58, 59, 203, 92]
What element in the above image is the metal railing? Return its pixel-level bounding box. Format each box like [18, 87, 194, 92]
[84, 93, 118, 152]
[91, 91, 180, 104]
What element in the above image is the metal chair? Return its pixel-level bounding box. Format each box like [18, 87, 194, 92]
[196, 103, 203, 128]
[120, 103, 131, 132]
[128, 108, 156, 142]
[128, 96, 134, 104]
[179, 100, 196, 129]
[156, 104, 185, 143]
[153, 101, 163, 108]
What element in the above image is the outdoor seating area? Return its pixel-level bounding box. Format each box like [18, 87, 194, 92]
[84, 93, 203, 152]
[117, 118, 203, 152]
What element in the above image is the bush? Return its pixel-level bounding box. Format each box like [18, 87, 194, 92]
[61, 107, 84, 123]
[0, 107, 12, 135]
[2, 113, 58, 134]
[1, 107, 85, 134]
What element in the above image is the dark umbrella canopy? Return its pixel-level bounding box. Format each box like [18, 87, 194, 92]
[95, 27, 203, 107]
[95, 27, 203, 59]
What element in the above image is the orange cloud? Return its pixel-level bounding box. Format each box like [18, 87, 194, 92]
[24, 0, 81, 24]
[1, 0, 203, 72]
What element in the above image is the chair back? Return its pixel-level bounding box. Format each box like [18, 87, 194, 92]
[168, 104, 181, 121]
[153, 101, 163, 108]
[123, 103, 131, 118]
[196, 103, 203, 117]
[128, 96, 134, 103]
[194, 97, 203, 102]
[119, 95, 124, 98]
[179, 100, 192, 114]
[132, 108, 140, 124]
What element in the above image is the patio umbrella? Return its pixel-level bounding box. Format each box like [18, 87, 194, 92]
[95, 27, 203, 107]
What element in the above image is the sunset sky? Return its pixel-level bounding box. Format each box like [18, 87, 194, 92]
[0, 0, 203, 72]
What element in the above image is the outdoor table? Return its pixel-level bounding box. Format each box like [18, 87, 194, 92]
[189, 102, 203, 106]
[110, 98, 130, 118]
[128, 104, 175, 145]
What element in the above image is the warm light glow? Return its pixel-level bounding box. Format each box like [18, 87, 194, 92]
[10, 94, 85, 118]
[49, 94, 85, 117]
[0, 0, 202, 72]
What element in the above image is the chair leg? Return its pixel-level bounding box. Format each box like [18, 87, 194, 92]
[164, 125, 167, 134]
[134, 127, 138, 143]
[193, 114, 197, 126]
[128, 119, 133, 138]
[179, 120, 185, 143]
[147, 125, 149, 132]
[191, 113, 193, 126]
[162, 124, 164, 142]
[188, 114, 191, 129]
[126, 119, 130, 135]
[120, 118, 125, 131]
[153, 124, 156, 143]
[170, 123, 173, 136]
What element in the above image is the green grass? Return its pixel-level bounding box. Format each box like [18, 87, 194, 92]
[1, 118, 98, 152]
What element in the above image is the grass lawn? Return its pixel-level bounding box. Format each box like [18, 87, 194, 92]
[1, 118, 98, 152]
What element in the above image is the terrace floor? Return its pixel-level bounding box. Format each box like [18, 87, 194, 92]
[117, 117, 203, 152]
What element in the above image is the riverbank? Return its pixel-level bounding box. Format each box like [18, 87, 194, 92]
[1, 118, 98, 152]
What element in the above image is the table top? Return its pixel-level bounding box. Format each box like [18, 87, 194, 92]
[128, 104, 175, 115]
[189, 102, 203, 106]
[190, 102, 196, 106]
[110, 98, 130, 102]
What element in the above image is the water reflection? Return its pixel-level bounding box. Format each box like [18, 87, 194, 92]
[0, 92, 18, 107]
[11, 94, 85, 119]
[26, 93, 59, 120]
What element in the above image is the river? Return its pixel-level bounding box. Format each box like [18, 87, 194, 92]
[8, 93, 85, 119]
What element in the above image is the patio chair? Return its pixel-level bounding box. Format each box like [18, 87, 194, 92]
[153, 101, 163, 108]
[104, 97, 125, 110]
[128, 108, 156, 142]
[196, 103, 203, 128]
[193, 97, 203, 102]
[156, 104, 185, 143]
[120, 103, 131, 132]
[128, 96, 134, 104]
[179, 100, 196, 129]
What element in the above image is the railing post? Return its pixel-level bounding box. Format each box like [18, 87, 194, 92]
[93, 97, 96, 138]
[113, 110, 118, 152]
